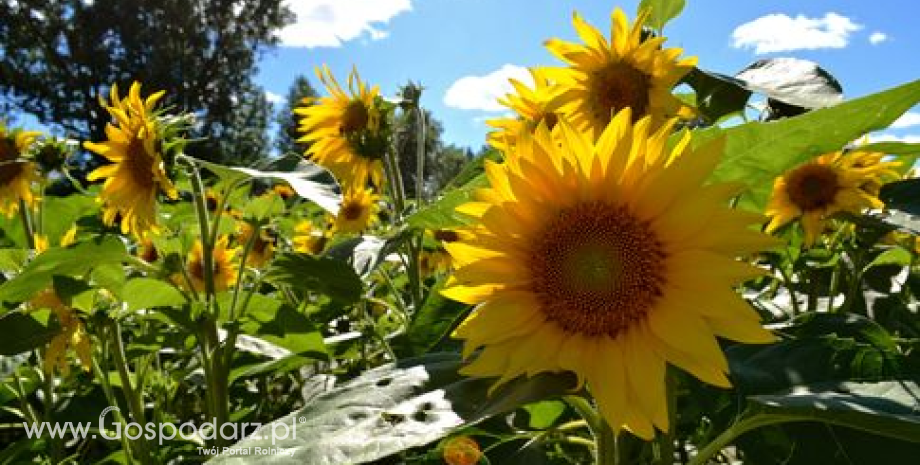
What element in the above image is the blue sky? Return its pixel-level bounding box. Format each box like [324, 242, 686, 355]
[257, 0, 920, 149]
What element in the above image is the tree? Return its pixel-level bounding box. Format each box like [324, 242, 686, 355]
[274, 75, 319, 156]
[0, 0, 292, 165]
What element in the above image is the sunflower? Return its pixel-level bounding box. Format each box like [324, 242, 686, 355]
[237, 222, 275, 268]
[292, 220, 328, 254]
[544, 8, 696, 138]
[295, 66, 387, 189]
[0, 124, 40, 217]
[334, 187, 379, 234]
[487, 68, 569, 152]
[84, 82, 178, 237]
[185, 235, 239, 293]
[419, 248, 452, 277]
[31, 289, 93, 376]
[766, 150, 900, 246]
[442, 110, 777, 439]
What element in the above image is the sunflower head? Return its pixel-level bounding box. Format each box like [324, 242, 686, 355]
[443, 110, 777, 438]
[185, 235, 240, 293]
[292, 220, 329, 254]
[84, 82, 178, 237]
[333, 187, 380, 234]
[766, 150, 899, 246]
[295, 66, 390, 189]
[487, 68, 569, 152]
[237, 221, 275, 268]
[30, 288, 93, 376]
[544, 8, 696, 137]
[0, 124, 41, 217]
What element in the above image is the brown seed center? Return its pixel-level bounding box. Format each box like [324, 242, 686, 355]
[340, 200, 365, 221]
[786, 163, 840, 211]
[340, 100, 369, 135]
[528, 202, 667, 338]
[591, 62, 650, 123]
[125, 136, 157, 190]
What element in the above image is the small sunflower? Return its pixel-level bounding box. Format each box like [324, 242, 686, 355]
[136, 235, 160, 263]
[295, 66, 387, 189]
[544, 8, 696, 137]
[292, 220, 328, 254]
[443, 110, 777, 438]
[0, 124, 40, 217]
[185, 235, 239, 293]
[237, 222, 275, 268]
[766, 150, 900, 246]
[334, 188, 379, 234]
[84, 82, 178, 237]
[419, 248, 452, 277]
[487, 68, 569, 152]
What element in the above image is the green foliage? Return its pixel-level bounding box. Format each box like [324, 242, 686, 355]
[638, 0, 685, 31]
[265, 253, 364, 305]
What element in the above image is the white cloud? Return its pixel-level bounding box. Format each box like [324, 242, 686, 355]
[444, 64, 532, 112]
[731, 13, 862, 54]
[891, 112, 920, 129]
[869, 31, 888, 45]
[279, 0, 411, 48]
[870, 133, 920, 144]
[265, 91, 286, 105]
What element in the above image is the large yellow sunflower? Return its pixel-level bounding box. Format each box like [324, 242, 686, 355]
[766, 150, 900, 246]
[487, 68, 569, 152]
[295, 66, 386, 189]
[185, 235, 239, 293]
[292, 220, 328, 254]
[84, 82, 178, 237]
[333, 187, 379, 234]
[237, 221, 275, 268]
[0, 125, 40, 217]
[443, 110, 777, 439]
[544, 8, 696, 138]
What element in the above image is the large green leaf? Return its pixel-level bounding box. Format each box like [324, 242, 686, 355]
[0, 311, 59, 356]
[192, 157, 341, 215]
[238, 293, 328, 358]
[695, 79, 920, 210]
[407, 175, 487, 230]
[120, 278, 187, 314]
[0, 236, 129, 306]
[638, 0, 685, 31]
[265, 253, 363, 305]
[747, 381, 920, 444]
[395, 277, 470, 357]
[211, 353, 578, 464]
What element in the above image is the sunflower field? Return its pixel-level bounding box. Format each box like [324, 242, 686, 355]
[2, 1, 920, 464]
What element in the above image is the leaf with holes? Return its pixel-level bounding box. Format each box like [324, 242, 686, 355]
[210, 353, 578, 464]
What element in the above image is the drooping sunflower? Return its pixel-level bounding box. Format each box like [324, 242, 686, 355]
[333, 187, 379, 234]
[0, 124, 41, 217]
[237, 222, 275, 268]
[292, 220, 328, 254]
[487, 68, 569, 152]
[766, 150, 900, 246]
[84, 82, 178, 237]
[443, 110, 777, 438]
[295, 66, 387, 189]
[185, 235, 239, 293]
[544, 8, 696, 138]
[31, 289, 93, 376]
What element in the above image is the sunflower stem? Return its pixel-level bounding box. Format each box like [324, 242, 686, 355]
[109, 320, 155, 464]
[414, 106, 426, 205]
[186, 159, 216, 300]
[565, 396, 617, 465]
[688, 413, 801, 465]
[654, 370, 677, 464]
[18, 198, 35, 250]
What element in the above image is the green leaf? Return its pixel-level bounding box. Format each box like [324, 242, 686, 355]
[638, 0, 685, 31]
[748, 381, 920, 444]
[735, 58, 843, 110]
[396, 278, 470, 357]
[683, 68, 751, 124]
[408, 175, 487, 230]
[695, 79, 920, 210]
[239, 294, 328, 358]
[0, 236, 128, 306]
[120, 278, 187, 314]
[211, 353, 578, 464]
[0, 311, 59, 356]
[858, 141, 920, 156]
[265, 253, 363, 305]
[523, 400, 567, 430]
[881, 178, 920, 216]
[865, 247, 912, 270]
[192, 157, 341, 215]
